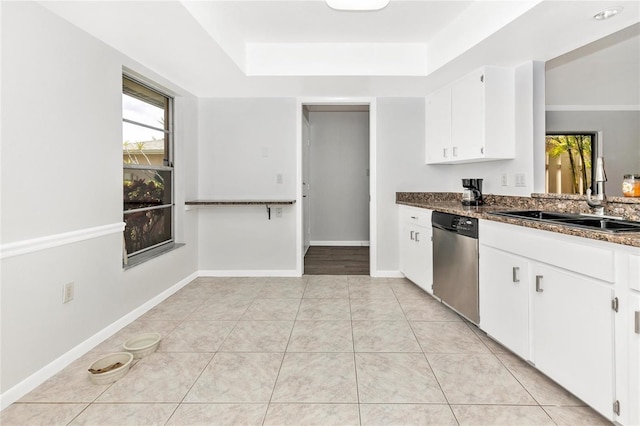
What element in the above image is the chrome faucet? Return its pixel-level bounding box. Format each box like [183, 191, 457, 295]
[586, 156, 607, 215]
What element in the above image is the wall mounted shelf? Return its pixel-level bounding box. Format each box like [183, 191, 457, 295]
[185, 200, 296, 220]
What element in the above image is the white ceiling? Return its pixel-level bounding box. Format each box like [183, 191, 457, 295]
[191, 1, 473, 43]
[180, 0, 542, 75]
[38, 0, 640, 97]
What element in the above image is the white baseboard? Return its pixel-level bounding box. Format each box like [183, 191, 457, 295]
[198, 269, 301, 277]
[0, 271, 198, 410]
[546, 104, 640, 111]
[310, 241, 370, 246]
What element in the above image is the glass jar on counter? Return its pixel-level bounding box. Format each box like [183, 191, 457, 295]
[622, 174, 640, 197]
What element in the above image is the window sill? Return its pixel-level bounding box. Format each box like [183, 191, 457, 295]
[123, 242, 185, 270]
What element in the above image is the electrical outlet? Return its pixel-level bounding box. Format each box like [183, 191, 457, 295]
[276, 173, 283, 184]
[275, 207, 282, 218]
[515, 173, 526, 187]
[501, 173, 508, 186]
[63, 282, 74, 304]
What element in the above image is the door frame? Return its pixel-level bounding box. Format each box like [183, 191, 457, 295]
[302, 113, 311, 255]
[295, 97, 378, 276]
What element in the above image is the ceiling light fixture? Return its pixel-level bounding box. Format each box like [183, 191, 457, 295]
[593, 7, 623, 20]
[326, 0, 390, 11]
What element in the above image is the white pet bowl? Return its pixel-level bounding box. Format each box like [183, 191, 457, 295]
[123, 332, 161, 359]
[88, 352, 133, 385]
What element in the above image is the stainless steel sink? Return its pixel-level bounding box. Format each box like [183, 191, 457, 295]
[489, 210, 640, 233]
[492, 210, 581, 220]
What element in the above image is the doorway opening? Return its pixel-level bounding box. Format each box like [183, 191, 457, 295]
[299, 102, 373, 275]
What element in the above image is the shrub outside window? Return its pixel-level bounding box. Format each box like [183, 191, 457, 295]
[545, 133, 596, 195]
[122, 76, 174, 261]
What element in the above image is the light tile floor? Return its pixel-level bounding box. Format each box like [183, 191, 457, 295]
[1, 276, 613, 426]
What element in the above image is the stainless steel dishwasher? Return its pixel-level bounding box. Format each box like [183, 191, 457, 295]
[432, 211, 479, 324]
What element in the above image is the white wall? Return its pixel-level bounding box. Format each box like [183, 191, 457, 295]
[545, 25, 639, 107]
[197, 98, 297, 273]
[375, 98, 429, 273]
[193, 62, 543, 276]
[0, 2, 199, 403]
[309, 111, 370, 244]
[545, 25, 640, 197]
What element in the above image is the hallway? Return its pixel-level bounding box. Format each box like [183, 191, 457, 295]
[304, 246, 369, 275]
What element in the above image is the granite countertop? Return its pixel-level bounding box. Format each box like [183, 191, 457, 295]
[397, 192, 640, 248]
[398, 200, 508, 219]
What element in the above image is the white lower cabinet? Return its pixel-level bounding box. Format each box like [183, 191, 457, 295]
[531, 263, 614, 417]
[479, 219, 619, 421]
[399, 206, 433, 294]
[629, 291, 640, 426]
[479, 246, 530, 359]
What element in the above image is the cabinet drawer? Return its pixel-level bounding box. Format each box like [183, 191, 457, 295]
[481, 220, 615, 283]
[399, 205, 432, 228]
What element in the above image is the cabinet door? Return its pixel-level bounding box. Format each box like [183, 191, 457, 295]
[451, 69, 484, 161]
[413, 225, 433, 294]
[630, 292, 640, 426]
[425, 87, 451, 164]
[399, 222, 411, 275]
[401, 223, 433, 294]
[532, 263, 614, 418]
[479, 246, 530, 359]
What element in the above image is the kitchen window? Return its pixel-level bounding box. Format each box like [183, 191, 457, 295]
[545, 132, 597, 195]
[122, 75, 174, 264]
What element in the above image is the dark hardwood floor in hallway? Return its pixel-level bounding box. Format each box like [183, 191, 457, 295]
[304, 246, 369, 275]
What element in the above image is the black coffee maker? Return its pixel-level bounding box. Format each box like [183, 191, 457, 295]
[462, 178, 484, 206]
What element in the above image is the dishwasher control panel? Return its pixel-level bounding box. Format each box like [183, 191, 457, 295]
[452, 216, 476, 232]
[432, 211, 479, 239]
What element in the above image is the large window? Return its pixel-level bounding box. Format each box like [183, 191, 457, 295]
[122, 76, 174, 262]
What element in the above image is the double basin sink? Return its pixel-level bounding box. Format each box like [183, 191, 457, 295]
[489, 210, 640, 234]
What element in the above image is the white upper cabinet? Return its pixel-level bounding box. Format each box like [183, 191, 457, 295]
[425, 66, 515, 164]
[425, 86, 452, 163]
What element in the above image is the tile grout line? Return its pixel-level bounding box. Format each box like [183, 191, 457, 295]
[347, 277, 363, 426]
[490, 349, 560, 425]
[395, 281, 461, 425]
[261, 279, 307, 425]
[162, 282, 256, 425]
